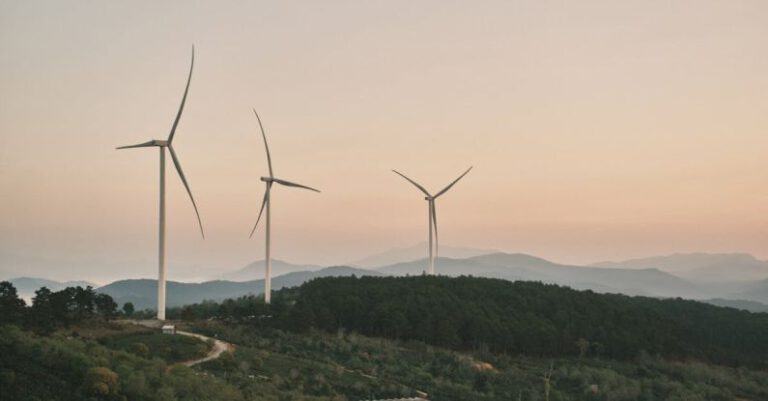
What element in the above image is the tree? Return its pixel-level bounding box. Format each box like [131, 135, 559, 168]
[95, 293, 118, 321]
[181, 305, 196, 321]
[131, 342, 150, 358]
[73, 286, 96, 319]
[30, 287, 56, 333]
[50, 287, 77, 325]
[0, 281, 26, 324]
[84, 367, 119, 397]
[122, 302, 135, 317]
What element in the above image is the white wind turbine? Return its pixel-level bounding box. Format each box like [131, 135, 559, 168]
[393, 167, 472, 275]
[249, 110, 320, 304]
[117, 47, 204, 320]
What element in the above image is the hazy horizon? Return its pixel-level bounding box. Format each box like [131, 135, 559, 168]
[2, 1, 768, 283]
[3, 242, 766, 285]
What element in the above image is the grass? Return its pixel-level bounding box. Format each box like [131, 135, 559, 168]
[100, 331, 211, 364]
[190, 322, 768, 401]
[55, 320, 150, 339]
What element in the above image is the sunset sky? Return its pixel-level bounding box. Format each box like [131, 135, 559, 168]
[1, 1, 767, 283]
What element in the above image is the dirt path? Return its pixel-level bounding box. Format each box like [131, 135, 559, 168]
[122, 320, 234, 367]
[176, 330, 233, 367]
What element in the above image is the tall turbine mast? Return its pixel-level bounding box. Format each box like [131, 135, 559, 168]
[249, 111, 319, 304]
[116, 47, 204, 320]
[393, 167, 472, 275]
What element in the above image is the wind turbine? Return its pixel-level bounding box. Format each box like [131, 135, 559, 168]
[392, 166, 472, 275]
[116, 47, 204, 320]
[249, 110, 320, 304]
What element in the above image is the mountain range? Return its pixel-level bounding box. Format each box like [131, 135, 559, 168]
[593, 252, 768, 282]
[382, 253, 704, 299]
[218, 259, 323, 281]
[347, 242, 499, 268]
[97, 266, 381, 310]
[9, 249, 768, 313]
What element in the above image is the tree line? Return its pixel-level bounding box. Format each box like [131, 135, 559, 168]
[0, 281, 125, 333]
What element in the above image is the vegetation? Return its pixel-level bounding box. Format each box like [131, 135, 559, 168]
[191, 321, 768, 401]
[101, 332, 210, 364]
[4, 319, 765, 401]
[0, 281, 119, 334]
[122, 302, 135, 317]
[0, 324, 242, 401]
[2, 277, 768, 400]
[172, 276, 768, 367]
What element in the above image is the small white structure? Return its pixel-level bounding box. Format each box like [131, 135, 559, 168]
[162, 324, 176, 335]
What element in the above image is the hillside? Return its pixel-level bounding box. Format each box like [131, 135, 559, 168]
[0, 324, 241, 401]
[97, 266, 381, 310]
[5, 320, 768, 401]
[4, 275, 768, 401]
[271, 276, 768, 367]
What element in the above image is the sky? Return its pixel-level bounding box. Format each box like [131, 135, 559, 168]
[1, 0, 767, 283]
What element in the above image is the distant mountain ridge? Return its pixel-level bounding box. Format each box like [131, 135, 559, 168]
[14, 250, 768, 312]
[349, 242, 499, 268]
[378, 253, 704, 299]
[97, 266, 382, 310]
[218, 259, 323, 281]
[727, 278, 768, 304]
[702, 297, 768, 313]
[593, 253, 768, 282]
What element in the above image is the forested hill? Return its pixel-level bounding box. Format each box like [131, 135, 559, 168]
[271, 276, 768, 367]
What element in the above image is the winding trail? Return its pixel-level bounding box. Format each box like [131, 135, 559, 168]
[124, 319, 234, 367]
[176, 330, 233, 367]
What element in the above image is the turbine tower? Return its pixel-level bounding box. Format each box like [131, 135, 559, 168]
[393, 167, 472, 275]
[249, 110, 320, 304]
[116, 47, 204, 320]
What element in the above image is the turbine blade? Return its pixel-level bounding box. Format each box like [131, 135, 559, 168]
[116, 140, 157, 149]
[249, 185, 271, 238]
[272, 178, 320, 192]
[431, 201, 438, 261]
[167, 46, 195, 144]
[392, 170, 431, 197]
[434, 166, 473, 198]
[252, 109, 274, 178]
[168, 145, 205, 238]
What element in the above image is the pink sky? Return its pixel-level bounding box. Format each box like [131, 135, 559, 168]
[1, 1, 767, 282]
